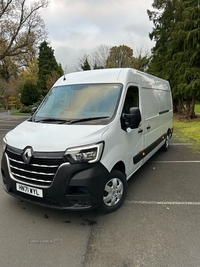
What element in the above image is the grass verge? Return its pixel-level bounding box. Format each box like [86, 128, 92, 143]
[173, 114, 200, 152]
[11, 111, 31, 116]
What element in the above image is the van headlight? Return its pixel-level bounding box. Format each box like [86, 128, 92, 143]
[3, 137, 7, 152]
[65, 142, 104, 164]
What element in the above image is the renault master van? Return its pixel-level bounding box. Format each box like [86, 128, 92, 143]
[1, 68, 173, 213]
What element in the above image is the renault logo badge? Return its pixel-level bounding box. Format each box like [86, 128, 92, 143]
[22, 147, 33, 164]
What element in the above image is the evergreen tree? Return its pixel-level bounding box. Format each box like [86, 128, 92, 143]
[148, 0, 200, 118]
[147, 0, 175, 78]
[37, 41, 64, 96]
[167, 0, 200, 118]
[21, 81, 40, 106]
[81, 58, 91, 70]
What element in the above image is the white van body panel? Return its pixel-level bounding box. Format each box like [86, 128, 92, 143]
[6, 121, 108, 151]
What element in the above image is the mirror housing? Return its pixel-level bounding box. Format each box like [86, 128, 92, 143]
[31, 107, 37, 115]
[122, 107, 141, 129]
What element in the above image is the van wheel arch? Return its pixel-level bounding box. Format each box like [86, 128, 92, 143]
[112, 161, 126, 175]
[161, 131, 170, 152]
[98, 169, 127, 213]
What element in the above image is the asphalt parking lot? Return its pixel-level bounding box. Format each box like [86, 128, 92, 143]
[0, 114, 200, 267]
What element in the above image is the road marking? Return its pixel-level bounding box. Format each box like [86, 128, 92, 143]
[150, 161, 200, 163]
[171, 143, 193, 146]
[126, 200, 200, 206]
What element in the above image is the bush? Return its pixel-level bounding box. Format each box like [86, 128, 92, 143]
[20, 97, 43, 113]
[20, 106, 33, 113]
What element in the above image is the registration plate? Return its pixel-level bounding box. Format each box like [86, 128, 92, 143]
[16, 183, 43, 198]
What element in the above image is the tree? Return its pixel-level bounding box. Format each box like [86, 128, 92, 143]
[0, 76, 21, 109]
[20, 81, 40, 106]
[0, 0, 49, 61]
[77, 54, 91, 71]
[0, 56, 19, 82]
[167, 0, 200, 118]
[106, 45, 134, 68]
[37, 41, 64, 96]
[132, 48, 150, 71]
[0, 0, 49, 95]
[147, 0, 175, 77]
[147, 0, 200, 118]
[91, 44, 111, 69]
[77, 45, 111, 70]
[18, 58, 40, 106]
[77, 44, 149, 71]
[105, 45, 150, 71]
[20, 58, 39, 86]
[81, 57, 91, 71]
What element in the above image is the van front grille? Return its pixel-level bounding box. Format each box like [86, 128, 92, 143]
[6, 146, 67, 188]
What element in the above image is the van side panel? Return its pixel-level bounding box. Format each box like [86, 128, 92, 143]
[137, 72, 173, 164]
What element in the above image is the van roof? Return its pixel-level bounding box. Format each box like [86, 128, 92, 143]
[54, 68, 137, 86]
[54, 68, 170, 91]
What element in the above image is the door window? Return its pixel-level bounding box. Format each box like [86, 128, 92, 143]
[123, 86, 139, 114]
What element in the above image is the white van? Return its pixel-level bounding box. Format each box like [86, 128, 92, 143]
[1, 68, 173, 213]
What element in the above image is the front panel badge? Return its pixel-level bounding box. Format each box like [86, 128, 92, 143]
[22, 147, 33, 164]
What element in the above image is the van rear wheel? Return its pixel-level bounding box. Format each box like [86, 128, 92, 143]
[98, 170, 127, 213]
[161, 134, 169, 151]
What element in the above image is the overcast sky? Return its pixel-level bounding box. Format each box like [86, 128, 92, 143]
[40, 0, 155, 73]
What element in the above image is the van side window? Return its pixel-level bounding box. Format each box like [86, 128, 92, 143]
[123, 86, 139, 113]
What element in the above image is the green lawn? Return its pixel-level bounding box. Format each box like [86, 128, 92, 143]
[173, 103, 200, 148]
[173, 119, 200, 142]
[195, 103, 200, 113]
[11, 111, 31, 116]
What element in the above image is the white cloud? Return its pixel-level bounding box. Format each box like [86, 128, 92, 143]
[40, 0, 155, 73]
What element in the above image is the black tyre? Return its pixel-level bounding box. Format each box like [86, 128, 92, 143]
[161, 134, 169, 152]
[98, 169, 127, 213]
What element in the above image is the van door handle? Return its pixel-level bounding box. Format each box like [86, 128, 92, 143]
[146, 125, 151, 130]
[138, 128, 143, 134]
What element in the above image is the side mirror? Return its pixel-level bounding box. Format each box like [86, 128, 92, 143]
[123, 107, 141, 129]
[31, 107, 37, 115]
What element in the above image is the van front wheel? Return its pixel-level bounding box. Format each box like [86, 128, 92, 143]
[98, 170, 127, 213]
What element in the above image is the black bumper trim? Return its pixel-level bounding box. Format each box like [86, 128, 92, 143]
[133, 133, 167, 164]
[1, 155, 110, 210]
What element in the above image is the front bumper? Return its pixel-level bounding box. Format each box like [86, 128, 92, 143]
[1, 152, 109, 211]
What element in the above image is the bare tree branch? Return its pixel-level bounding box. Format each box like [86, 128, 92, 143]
[0, 0, 49, 61]
[0, 0, 12, 19]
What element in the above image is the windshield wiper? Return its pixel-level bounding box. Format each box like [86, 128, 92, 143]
[69, 116, 110, 124]
[34, 116, 110, 124]
[34, 118, 70, 124]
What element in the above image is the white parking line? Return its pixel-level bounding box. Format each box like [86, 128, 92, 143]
[171, 143, 193, 146]
[150, 161, 200, 163]
[126, 200, 200, 206]
[126, 142, 200, 207]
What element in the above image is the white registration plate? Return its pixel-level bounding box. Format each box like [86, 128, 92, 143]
[16, 183, 43, 198]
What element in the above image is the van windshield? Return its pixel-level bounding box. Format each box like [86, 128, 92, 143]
[33, 83, 122, 124]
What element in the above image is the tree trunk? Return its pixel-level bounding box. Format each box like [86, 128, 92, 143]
[189, 96, 196, 119]
[186, 96, 195, 119]
[173, 98, 185, 114]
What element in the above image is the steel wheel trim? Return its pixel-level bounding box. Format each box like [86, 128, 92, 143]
[103, 178, 124, 207]
[166, 135, 169, 148]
